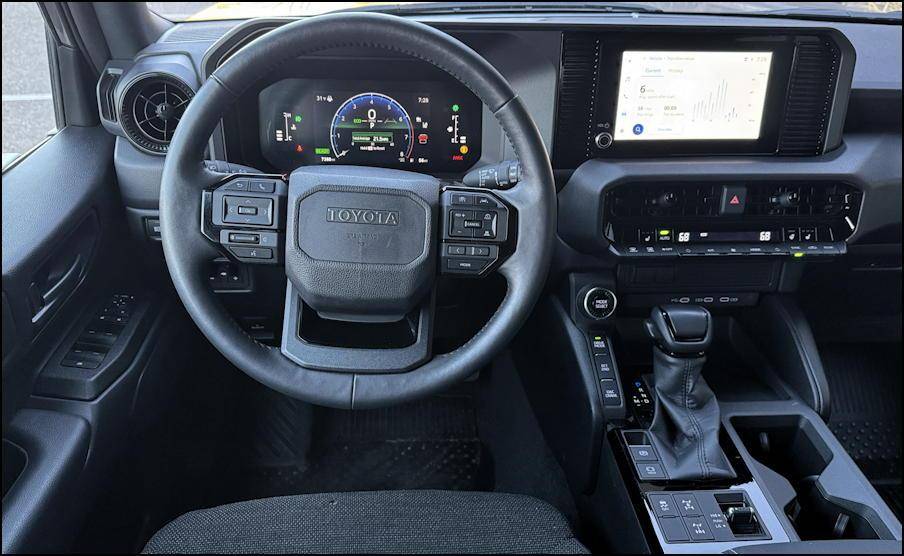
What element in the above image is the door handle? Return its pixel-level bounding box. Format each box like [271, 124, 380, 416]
[30, 254, 84, 327]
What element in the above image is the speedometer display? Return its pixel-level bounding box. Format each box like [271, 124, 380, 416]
[259, 78, 481, 172]
[330, 93, 415, 163]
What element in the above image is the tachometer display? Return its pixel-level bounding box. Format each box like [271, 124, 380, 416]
[330, 93, 414, 163]
[258, 78, 480, 172]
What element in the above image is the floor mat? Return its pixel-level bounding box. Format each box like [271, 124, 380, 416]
[237, 386, 492, 499]
[822, 342, 902, 518]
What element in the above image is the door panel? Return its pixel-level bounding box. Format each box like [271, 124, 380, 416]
[2, 125, 123, 552]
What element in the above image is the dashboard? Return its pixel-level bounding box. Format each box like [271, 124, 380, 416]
[98, 13, 901, 263]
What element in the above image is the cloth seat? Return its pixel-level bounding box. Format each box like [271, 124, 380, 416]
[143, 490, 589, 554]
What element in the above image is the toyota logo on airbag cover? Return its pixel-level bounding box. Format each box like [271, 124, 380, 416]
[326, 207, 400, 226]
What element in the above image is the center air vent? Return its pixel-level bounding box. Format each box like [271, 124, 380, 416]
[118, 73, 194, 155]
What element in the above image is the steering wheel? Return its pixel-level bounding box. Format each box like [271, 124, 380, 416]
[160, 12, 555, 409]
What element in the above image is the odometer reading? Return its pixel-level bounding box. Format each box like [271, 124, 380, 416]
[329, 93, 415, 163]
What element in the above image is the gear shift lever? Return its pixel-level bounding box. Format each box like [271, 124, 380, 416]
[644, 305, 735, 481]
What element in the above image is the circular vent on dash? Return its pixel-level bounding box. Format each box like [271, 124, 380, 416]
[119, 74, 194, 155]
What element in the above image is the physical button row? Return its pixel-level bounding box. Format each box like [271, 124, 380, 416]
[221, 178, 278, 193]
[588, 334, 621, 407]
[450, 192, 499, 207]
[442, 243, 499, 275]
[620, 242, 845, 257]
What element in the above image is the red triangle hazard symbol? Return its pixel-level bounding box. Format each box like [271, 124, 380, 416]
[729, 195, 741, 205]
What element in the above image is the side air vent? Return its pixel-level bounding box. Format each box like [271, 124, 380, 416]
[778, 39, 840, 156]
[118, 74, 195, 155]
[553, 33, 599, 168]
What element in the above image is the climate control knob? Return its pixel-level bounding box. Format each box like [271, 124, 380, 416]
[770, 191, 799, 208]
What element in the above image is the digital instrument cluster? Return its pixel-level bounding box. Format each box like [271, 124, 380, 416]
[259, 79, 482, 172]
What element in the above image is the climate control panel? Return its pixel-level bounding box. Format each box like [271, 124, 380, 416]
[604, 182, 861, 259]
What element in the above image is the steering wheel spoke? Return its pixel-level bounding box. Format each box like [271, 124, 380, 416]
[438, 186, 515, 277]
[200, 172, 289, 265]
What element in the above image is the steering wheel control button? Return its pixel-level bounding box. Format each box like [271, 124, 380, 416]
[223, 179, 249, 191]
[224, 196, 273, 226]
[228, 232, 260, 244]
[447, 259, 489, 273]
[583, 287, 617, 320]
[468, 246, 490, 256]
[447, 245, 467, 256]
[250, 180, 276, 193]
[449, 209, 475, 237]
[648, 494, 679, 518]
[229, 246, 273, 260]
[451, 193, 475, 205]
[475, 211, 498, 239]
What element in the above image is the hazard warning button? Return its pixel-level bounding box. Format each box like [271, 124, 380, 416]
[720, 185, 747, 215]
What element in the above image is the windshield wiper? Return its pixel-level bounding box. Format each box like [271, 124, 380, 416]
[339, 2, 663, 16]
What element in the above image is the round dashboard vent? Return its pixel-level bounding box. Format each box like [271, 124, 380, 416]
[119, 73, 194, 155]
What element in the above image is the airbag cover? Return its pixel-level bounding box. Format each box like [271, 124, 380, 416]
[297, 189, 426, 265]
[285, 166, 437, 322]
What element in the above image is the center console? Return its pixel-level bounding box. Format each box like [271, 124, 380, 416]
[515, 281, 902, 553]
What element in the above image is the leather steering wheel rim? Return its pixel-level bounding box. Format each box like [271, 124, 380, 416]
[160, 12, 556, 409]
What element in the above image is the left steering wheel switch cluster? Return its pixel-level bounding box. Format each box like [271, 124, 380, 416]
[202, 175, 288, 264]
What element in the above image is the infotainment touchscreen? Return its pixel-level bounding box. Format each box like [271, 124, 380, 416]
[614, 51, 773, 142]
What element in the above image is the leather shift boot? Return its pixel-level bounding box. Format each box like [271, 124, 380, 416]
[647, 348, 735, 481]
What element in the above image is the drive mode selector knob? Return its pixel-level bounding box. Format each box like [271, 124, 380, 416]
[583, 287, 617, 320]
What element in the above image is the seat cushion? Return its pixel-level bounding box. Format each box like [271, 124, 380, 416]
[143, 490, 588, 554]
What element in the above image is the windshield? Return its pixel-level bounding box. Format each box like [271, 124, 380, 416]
[148, 2, 902, 22]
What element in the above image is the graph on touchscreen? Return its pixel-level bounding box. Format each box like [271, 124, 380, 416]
[691, 79, 739, 122]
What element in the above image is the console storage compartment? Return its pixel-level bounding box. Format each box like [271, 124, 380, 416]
[731, 414, 895, 541]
